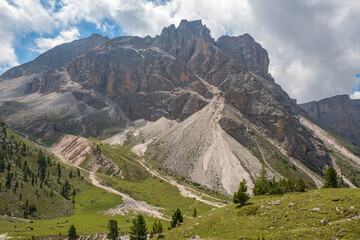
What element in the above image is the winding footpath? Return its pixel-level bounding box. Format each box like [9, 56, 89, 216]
[51, 145, 168, 220]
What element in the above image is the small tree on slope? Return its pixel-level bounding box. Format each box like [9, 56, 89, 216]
[233, 179, 250, 207]
[68, 225, 79, 240]
[107, 219, 119, 240]
[323, 166, 338, 188]
[130, 215, 147, 240]
[170, 209, 184, 228]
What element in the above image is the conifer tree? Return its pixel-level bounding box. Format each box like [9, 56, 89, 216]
[151, 219, 163, 236]
[68, 225, 79, 240]
[323, 166, 338, 188]
[192, 208, 197, 217]
[107, 219, 119, 240]
[170, 209, 183, 228]
[130, 215, 147, 240]
[233, 179, 250, 207]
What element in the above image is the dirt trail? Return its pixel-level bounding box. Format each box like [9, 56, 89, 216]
[300, 117, 360, 166]
[51, 145, 168, 220]
[256, 142, 283, 179]
[137, 160, 225, 208]
[331, 156, 356, 188]
[88, 172, 168, 220]
[289, 157, 324, 188]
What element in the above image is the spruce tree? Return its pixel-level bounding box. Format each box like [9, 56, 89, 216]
[151, 219, 163, 236]
[68, 225, 79, 240]
[192, 208, 197, 217]
[130, 215, 147, 240]
[170, 209, 183, 228]
[323, 166, 338, 188]
[233, 179, 250, 207]
[107, 219, 119, 240]
[5, 171, 11, 189]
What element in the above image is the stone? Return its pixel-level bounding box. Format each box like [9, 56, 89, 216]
[189, 235, 201, 240]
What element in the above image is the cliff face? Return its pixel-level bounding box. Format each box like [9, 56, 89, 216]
[0, 19, 336, 193]
[301, 95, 360, 145]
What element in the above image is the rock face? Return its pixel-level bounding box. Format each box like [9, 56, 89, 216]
[301, 95, 360, 145]
[0, 19, 338, 193]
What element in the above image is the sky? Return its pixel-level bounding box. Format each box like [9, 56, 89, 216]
[0, 0, 359, 103]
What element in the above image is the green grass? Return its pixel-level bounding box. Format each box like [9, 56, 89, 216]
[97, 173, 214, 219]
[94, 142, 149, 182]
[163, 188, 360, 239]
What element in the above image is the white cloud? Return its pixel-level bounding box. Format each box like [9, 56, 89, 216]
[350, 91, 360, 99]
[0, 0, 55, 71]
[34, 27, 80, 52]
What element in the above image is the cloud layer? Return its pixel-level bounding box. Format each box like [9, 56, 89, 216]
[1, 0, 359, 102]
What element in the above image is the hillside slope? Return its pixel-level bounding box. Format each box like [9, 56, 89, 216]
[163, 188, 360, 240]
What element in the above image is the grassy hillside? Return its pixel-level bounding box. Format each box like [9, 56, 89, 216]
[0, 124, 220, 239]
[0, 121, 92, 220]
[163, 188, 360, 239]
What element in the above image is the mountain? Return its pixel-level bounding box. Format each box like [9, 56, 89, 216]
[1, 20, 359, 196]
[301, 95, 360, 150]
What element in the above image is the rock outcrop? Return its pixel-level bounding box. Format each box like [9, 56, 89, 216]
[301, 95, 360, 145]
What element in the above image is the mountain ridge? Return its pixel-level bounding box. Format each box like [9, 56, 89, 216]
[0, 19, 357, 195]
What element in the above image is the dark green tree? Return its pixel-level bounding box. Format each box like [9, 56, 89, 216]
[192, 208, 197, 217]
[130, 215, 147, 240]
[60, 180, 71, 199]
[170, 209, 183, 228]
[5, 171, 11, 189]
[57, 163, 61, 178]
[0, 158, 4, 172]
[151, 219, 163, 236]
[323, 166, 338, 188]
[233, 179, 250, 207]
[68, 225, 79, 240]
[107, 219, 119, 240]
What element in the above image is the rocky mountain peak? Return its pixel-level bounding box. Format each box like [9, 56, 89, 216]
[178, 19, 215, 44]
[158, 19, 215, 45]
[216, 34, 271, 80]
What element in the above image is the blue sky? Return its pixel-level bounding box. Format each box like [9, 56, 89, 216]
[1, 0, 360, 102]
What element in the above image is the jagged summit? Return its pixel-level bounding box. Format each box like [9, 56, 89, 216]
[1, 19, 358, 195]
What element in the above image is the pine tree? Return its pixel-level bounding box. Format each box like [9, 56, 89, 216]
[151, 219, 163, 236]
[233, 179, 250, 207]
[57, 163, 61, 178]
[192, 208, 197, 217]
[5, 171, 11, 189]
[323, 166, 338, 188]
[170, 209, 183, 228]
[130, 215, 147, 240]
[68, 225, 79, 240]
[107, 219, 119, 240]
[0, 158, 4, 172]
[60, 180, 71, 199]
